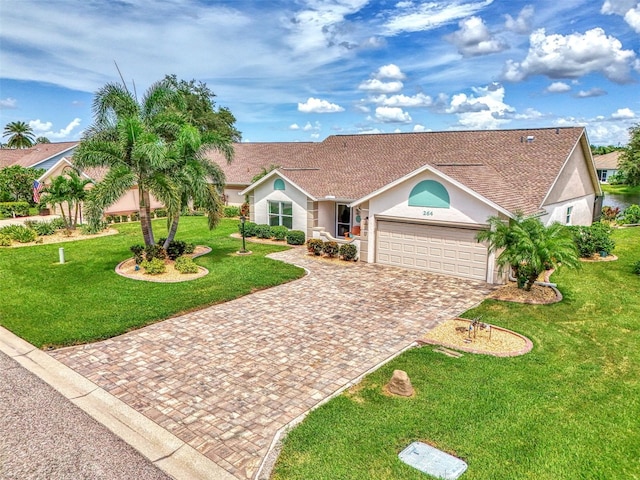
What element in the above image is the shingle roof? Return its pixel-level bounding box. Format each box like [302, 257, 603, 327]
[593, 151, 621, 170]
[210, 127, 589, 216]
[0, 142, 78, 169]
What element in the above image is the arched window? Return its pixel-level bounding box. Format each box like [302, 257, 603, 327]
[408, 180, 450, 208]
[274, 178, 285, 191]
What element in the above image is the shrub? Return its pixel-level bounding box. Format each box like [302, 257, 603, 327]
[165, 240, 187, 260]
[223, 206, 240, 217]
[49, 217, 66, 230]
[0, 234, 11, 247]
[184, 242, 196, 254]
[238, 221, 257, 237]
[153, 208, 167, 218]
[271, 225, 288, 241]
[339, 243, 358, 261]
[306, 238, 324, 255]
[286, 230, 305, 245]
[105, 215, 116, 224]
[140, 257, 166, 275]
[144, 244, 166, 261]
[601, 206, 620, 222]
[175, 256, 200, 274]
[570, 222, 615, 258]
[80, 221, 108, 235]
[130, 244, 145, 264]
[323, 241, 340, 258]
[621, 204, 640, 225]
[633, 260, 640, 275]
[130, 212, 139, 222]
[0, 225, 37, 243]
[24, 220, 56, 236]
[255, 224, 272, 239]
[0, 202, 30, 218]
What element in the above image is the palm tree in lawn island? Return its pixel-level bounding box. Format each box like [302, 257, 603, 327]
[73, 81, 183, 246]
[477, 214, 580, 291]
[3, 121, 35, 149]
[39, 170, 92, 230]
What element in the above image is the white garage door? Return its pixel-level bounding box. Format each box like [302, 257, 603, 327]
[376, 221, 488, 281]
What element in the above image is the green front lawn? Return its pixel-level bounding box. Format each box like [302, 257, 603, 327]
[274, 228, 640, 480]
[601, 183, 640, 195]
[0, 218, 304, 348]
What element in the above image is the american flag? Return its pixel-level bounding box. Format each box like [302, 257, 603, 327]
[33, 180, 43, 203]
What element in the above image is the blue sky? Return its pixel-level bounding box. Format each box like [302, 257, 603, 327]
[1, 0, 639, 145]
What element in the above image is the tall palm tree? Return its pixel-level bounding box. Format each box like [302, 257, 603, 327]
[477, 214, 580, 290]
[3, 121, 35, 149]
[35, 136, 51, 144]
[161, 125, 232, 247]
[73, 81, 181, 246]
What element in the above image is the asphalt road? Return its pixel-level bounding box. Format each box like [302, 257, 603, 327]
[0, 351, 171, 480]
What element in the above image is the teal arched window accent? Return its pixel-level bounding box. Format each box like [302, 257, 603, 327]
[408, 180, 450, 208]
[274, 178, 285, 191]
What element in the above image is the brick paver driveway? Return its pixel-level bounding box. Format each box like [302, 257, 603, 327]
[51, 247, 494, 479]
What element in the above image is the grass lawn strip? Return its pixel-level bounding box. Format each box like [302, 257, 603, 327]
[273, 227, 640, 480]
[0, 218, 304, 348]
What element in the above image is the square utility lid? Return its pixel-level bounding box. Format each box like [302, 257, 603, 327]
[399, 441, 467, 480]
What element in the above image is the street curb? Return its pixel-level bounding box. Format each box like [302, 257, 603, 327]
[0, 326, 237, 480]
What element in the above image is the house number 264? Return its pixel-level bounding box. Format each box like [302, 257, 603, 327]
[422, 210, 434, 216]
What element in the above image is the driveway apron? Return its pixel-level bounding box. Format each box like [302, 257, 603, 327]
[51, 247, 494, 479]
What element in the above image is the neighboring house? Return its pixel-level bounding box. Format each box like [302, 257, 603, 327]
[210, 127, 601, 284]
[593, 151, 621, 183]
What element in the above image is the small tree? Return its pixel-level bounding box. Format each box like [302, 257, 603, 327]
[477, 214, 580, 291]
[40, 170, 92, 229]
[0, 165, 45, 203]
[618, 123, 640, 186]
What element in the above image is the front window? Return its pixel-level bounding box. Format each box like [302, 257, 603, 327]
[565, 206, 573, 225]
[269, 201, 293, 228]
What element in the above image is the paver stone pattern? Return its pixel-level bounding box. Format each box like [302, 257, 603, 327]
[51, 248, 493, 479]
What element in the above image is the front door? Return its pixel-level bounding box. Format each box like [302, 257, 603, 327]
[336, 204, 351, 237]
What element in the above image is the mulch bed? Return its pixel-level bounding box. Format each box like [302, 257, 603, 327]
[115, 246, 211, 283]
[489, 282, 561, 304]
[420, 317, 533, 357]
[580, 254, 618, 262]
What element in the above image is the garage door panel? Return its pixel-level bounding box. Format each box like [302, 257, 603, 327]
[376, 221, 488, 281]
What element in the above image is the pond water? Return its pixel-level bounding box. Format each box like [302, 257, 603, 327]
[602, 192, 640, 210]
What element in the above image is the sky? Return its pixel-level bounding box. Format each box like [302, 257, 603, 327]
[1, 0, 639, 146]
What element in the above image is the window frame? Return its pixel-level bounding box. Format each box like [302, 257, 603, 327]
[565, 206, 573, 225]
[268, 200, 293, 228]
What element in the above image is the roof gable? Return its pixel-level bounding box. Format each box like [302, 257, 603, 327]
[0, 142, 78, 169]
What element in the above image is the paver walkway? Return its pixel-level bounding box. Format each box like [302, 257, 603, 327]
[51, 248, 494, 479]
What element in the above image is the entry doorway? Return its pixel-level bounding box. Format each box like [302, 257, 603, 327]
[336, 204, 351, 237]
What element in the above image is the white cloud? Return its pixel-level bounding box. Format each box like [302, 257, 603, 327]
[289, 123, 300, 130]
[601, 0, 640, 33]
[546, 81, 571, 93]
[383, 0, 494, 35]
[375, 64, 406, 80]
[413, 124, 429, 132]
[503, 28, 637, 83]
[0, 97, 17, 109]
[575, 88, 607, 98]
[447, 83, 513, 129]
[446, 16, 508, 57]
[302, 121, 321, 131]
[374, 106, 412, 123]
[371, 93, 433, 107]
[358, 78, 404, 93]
[298, 97, 344, 113]
[29, 118, 82, 139]
[504, 5, 534, 34]
[611, 107, 635, 119]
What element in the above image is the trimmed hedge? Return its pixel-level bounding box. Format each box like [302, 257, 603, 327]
[286, 230, 305, 245]
[175, 256, 199, 274]
[339, 243, 358, 261]
[255, 224, 272, 239]
[0, 202, 30, 218]
[306, 238, 324, 255]
[223, 206, 240, 217]
[570, 222, 615, 258]
[271, 225, 289, 241]
[140, 258, 166, 275]
[323, 241, 340, 258]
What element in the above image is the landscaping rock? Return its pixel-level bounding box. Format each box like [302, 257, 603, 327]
[387, 369, 414, 397]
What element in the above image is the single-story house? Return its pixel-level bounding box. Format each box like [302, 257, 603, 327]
[210, 127, 601, 284]
[593, 151, 621, 183]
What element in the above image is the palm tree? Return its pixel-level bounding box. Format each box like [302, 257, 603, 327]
[40, 170, 92, 229]
[3, 121, 35, 149]
[73, 81, 182, 246]
[161, 125, 231, 247]
[35, 136, 51, 144]
[477, 214, 580, 290]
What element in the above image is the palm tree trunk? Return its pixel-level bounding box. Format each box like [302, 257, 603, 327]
[138, 185, 155, 246]
[163, 216, 180, 249]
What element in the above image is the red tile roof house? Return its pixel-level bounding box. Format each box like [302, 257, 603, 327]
[210, 127, 602, 284]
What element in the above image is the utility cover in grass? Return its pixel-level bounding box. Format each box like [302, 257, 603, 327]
[399, 442, 467, 479]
